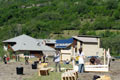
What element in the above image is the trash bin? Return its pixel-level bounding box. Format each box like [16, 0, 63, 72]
[32, 63, 37, 69]
[16, 67, 23, 75]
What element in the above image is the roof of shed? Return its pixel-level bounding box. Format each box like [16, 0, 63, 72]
[55, 38, 73, 48]
[37, 39, 56, 44]
[72, 36, 98, 43]
[56, 38, 73, 43]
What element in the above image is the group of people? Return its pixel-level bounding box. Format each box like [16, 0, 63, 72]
[53, 48, 85, 73]
[53, 48, 102, 73]
[1, 48, 103, 73]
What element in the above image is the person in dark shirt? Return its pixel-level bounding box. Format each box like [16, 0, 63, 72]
[3, 55, 7, 64]
[90, 56, 96, 65]
[25, 56, 29, 65]
[43, 55, 46, 63]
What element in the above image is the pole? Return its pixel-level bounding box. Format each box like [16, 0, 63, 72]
[104, 49, 106, 65]
[72, 47, 75, 70]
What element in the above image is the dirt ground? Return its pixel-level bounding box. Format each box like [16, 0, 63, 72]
[78, 60, 120, 80]
[0, 60, 120, 80]
[0, 61, 37, 80]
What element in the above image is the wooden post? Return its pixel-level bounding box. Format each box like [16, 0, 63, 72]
[107, 48, 109, 65]
[107, 48, 111, 71]
[104, 49, 106, 65]
[72, 48, 75, 70]
[60, 50, 62, 61]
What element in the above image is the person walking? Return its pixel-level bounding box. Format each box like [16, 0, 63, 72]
[78, 48, 85, 73]
[54, 50, 61, 72]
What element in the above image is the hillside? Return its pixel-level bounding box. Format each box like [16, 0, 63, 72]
[0, 0, 120, 56]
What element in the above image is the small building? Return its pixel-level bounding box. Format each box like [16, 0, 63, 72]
[72, 35, 104, 57]
[3, 34, 55, 58]
[55, 38, 73, 61]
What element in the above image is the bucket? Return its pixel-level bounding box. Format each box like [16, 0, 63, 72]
[32, 63, 37, 69]
[112, 59, 115, 61]
[16, 67, 23, 75]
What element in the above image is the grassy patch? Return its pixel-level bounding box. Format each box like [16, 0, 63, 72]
[24, 72, 62, 80]
[24, 57, 73, 80]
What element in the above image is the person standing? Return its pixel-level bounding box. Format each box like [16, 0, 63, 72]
[3, 55, 7, 64]
[78, 48, 85, 73]
[25, 56, 29, 65]
[43, 55, 46, 63]
[54, 50, 61, 72]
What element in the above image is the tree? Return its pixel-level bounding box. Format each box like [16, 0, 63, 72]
[105, 0, 118, 9]
[113, 10, 120, 19]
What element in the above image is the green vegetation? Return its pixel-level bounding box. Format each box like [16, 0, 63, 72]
[0, 0, 120, 56]
[0, 46, 5, 57]
[24, 72, 62, 80]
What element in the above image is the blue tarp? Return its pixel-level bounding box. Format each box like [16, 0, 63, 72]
[55, 46, 67, 48]
[55, 38, 73, 48]
[56, 38, 73, 43]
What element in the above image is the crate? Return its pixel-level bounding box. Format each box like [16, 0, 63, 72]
[61, 70, 78, 80]
[38, 68, 49, 76]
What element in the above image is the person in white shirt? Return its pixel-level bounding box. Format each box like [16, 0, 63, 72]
[54, 50, 61, 72]
[78, 48, 85, 73]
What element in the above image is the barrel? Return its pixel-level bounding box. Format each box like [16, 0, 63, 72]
[16, 67, 23, 75]
[32, 63, 37, 69]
